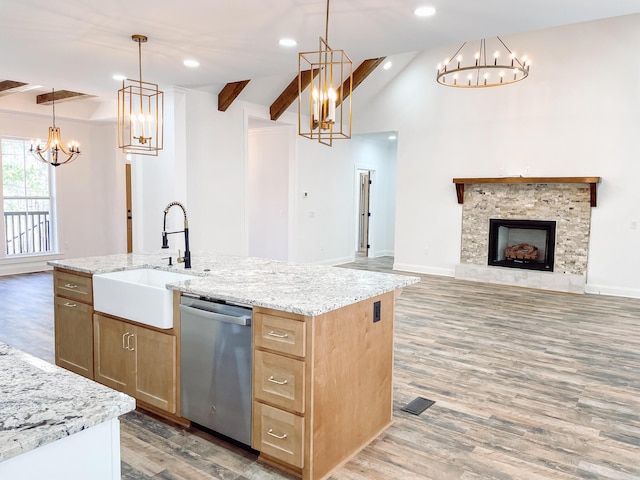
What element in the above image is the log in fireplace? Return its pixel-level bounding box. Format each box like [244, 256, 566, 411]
[488, 219, 556, 272]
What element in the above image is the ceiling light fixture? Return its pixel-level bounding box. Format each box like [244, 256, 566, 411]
[182, 58, 200, 68]
[414, 6, 436, 17]
[279, 38, 297, 47]
[112, 74, 126, 81]
[436, 36, 530, 88]
[383, 61, 393, 70]
[183, 59, 200, 68]
[298, 0, 352, 147]
[30, 88, 80, 167]
[118, 34, 164, 156]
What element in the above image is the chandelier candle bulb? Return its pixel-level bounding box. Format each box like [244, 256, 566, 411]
[327, 88, 336, 123]
[312, 89, 320, 124]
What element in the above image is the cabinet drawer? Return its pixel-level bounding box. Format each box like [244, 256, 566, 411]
[254, 313, 306, 357]
[252, 402, 304, 469]
[254, 350, 305, 414]
[54, 270, 93, 304]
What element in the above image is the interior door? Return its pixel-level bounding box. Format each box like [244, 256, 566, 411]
[125, 163, 133, 253]
[358, 171, 371, 255]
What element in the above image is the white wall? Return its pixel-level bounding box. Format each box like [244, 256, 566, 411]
[354, 14, 640, 297]
[293, 136, 355, 265]
[182, 89, 247, 255]
[247, 126, 291, 261]
[0, 111, 126, 275]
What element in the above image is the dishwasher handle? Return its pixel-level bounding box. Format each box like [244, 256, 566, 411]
[179, 304, 251, 326]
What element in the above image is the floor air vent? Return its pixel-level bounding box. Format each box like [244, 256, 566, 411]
[401, 396, 435, 415]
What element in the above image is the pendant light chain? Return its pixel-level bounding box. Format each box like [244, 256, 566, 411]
[325, 0, 330, 43]
[138, 38, 144, 113]
[51, 89, 56, 128]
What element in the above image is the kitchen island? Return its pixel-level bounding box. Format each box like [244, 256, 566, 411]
[48, 252, 420, 480]
[0, 342, 135, 480]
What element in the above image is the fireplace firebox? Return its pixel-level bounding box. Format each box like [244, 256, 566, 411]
[488, 219, 556, 272]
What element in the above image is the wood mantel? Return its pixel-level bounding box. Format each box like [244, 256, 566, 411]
[452, 177, 602, 207]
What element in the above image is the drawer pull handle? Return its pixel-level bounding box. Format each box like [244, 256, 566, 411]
[63, 302, 77, 308]
[268, 376, 288, 385]
[64, 283, 79, 289]
[267, 331, 288, 339]
[267, 429, 287, 440]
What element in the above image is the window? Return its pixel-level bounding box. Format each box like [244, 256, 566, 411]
[1, 137, 56, 256]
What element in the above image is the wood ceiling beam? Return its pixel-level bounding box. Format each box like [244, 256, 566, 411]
[270, 69, 317, 121]
[270, 58, 385, 120]
[0, 80, 28, 92]
[218, 80, 250, 112]
[337, 57, 386, 107]
[36, 90, 90, 105]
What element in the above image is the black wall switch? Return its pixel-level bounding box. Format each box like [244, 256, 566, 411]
[373, 300, 381, 323]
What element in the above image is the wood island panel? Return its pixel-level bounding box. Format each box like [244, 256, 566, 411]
[308, 291, 395, 480]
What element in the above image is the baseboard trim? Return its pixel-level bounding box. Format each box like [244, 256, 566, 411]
[315, 255, 355, 267]
[392, 262, 455, 277]
[0, 254, 61, 276]
[585, 283, 640, 299]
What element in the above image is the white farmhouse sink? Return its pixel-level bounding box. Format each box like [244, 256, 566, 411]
[93, 268, 195, 329]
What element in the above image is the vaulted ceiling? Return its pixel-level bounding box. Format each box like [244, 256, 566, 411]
[1, 0, 638, 110]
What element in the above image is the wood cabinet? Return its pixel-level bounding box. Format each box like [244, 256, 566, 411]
[94, 313, 177, 414]
[52, 268, 181, 421]
[252, 290, 396, 480]
[53, 269, 94, 379]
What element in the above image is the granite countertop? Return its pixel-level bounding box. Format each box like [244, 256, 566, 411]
[0, 343, 135, 463]
[48, 252, 420, 316]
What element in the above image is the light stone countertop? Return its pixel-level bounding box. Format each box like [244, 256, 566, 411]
[0, 342, 135, 463]
[48, 252, 420, 316]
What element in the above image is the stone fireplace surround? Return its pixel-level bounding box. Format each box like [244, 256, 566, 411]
[453, 177, 600, 293]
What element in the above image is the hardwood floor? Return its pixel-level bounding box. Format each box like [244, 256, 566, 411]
[1, 260, 639, 479]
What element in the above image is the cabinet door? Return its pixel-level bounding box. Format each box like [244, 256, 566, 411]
[93, 314, 132, 392]
[54, 296, 94, 379]
[132, 326, 177, 413]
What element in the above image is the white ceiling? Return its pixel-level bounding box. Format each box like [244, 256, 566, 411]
[1, 0, 639, 103]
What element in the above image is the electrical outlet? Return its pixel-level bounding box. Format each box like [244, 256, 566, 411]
[373, 301, 381, 323]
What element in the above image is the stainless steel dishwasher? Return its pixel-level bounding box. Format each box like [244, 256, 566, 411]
[179, 295, 252, 446]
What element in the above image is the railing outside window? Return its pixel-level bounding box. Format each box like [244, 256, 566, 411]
[4, 211, 51, 255]
[2, 137, 56, 257]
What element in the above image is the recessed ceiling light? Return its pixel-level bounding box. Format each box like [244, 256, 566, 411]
[113, 74, 126, 81]
[414, 6, 436, 17]
[383, 61, 393, 70]
[279, 38, 297, 47]
[388, 135, 397, 141]
[183, 59, 200, 68]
